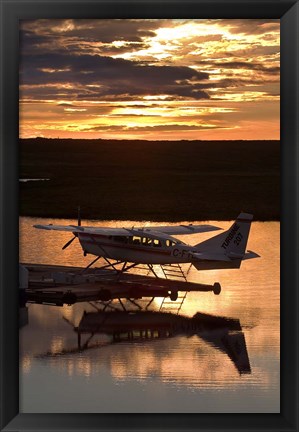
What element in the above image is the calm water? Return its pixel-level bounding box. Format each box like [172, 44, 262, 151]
[19, 217, 280, 413]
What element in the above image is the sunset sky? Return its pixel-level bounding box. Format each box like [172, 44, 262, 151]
[19, 19, 280, 140]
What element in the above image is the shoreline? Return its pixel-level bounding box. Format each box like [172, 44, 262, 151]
[19, 212, 280, 222]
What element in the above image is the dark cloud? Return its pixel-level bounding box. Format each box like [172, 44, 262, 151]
[20, 85, 81, 100]
[20, 53, 210, 100]
[57, 102, 73, 106]
[20, 19, 161, 45]
[110, 113, 161, 117]
[81, 125, 126, 132]
[211, 61, 279, 74]
[213, 19, 280, 35]
[85, 123, 221, 132]
[92, 42, 149, 56]
[19, 19, 160, 63]
[213, 78, 278, 90]
[127, 124, 221, 131]
[111, 103, 163, 109]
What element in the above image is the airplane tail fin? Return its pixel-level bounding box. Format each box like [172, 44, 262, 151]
[195, 213, 254, 259]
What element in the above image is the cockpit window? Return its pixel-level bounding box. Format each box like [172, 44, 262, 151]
[130, 236, 141, 245]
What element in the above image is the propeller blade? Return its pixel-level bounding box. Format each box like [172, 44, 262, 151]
[62, 235, 76, 250]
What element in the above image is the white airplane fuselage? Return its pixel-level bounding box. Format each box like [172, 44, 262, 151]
[78, 232, 195, 265]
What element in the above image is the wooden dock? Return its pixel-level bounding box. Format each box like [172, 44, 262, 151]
[21, 262, 221, 307]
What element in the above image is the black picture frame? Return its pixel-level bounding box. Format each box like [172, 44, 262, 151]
[0, 1, 298, 431]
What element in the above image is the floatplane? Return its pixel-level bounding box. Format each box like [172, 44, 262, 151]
[34, 212, 259, 280]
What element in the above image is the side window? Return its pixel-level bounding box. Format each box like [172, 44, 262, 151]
[142, 237, 152, 246]
[166, 239, 175, 247]
[153, 239, 161, 247]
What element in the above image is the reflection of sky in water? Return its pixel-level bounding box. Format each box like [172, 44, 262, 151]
[19, 218, 279, 413]
[19, 178, 50, 182]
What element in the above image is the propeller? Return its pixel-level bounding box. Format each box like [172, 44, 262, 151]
[62, 235, 77, 250]
[61, 206, 81, 250]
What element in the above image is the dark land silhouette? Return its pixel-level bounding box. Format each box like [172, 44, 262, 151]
[19, 138, 280, 221]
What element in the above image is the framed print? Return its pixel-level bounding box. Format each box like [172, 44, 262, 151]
[0, 0, 298, 431]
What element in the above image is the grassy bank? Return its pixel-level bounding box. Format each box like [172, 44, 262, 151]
[19, 138, 280, 221]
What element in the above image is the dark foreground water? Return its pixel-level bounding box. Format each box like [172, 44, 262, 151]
[19, 218, 280, 413]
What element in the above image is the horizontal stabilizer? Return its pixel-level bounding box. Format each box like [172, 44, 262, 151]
[242, 251, 260, 260]
[192, 252, 232, 262]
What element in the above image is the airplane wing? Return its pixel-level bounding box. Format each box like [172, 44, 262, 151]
[34, 224, 83, 232]
[143, 224, 221, 235]
[33, 224, 135, 236]
[34, 223, 221, 237]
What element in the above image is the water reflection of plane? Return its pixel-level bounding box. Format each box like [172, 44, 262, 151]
[64, 310, 251, 375]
